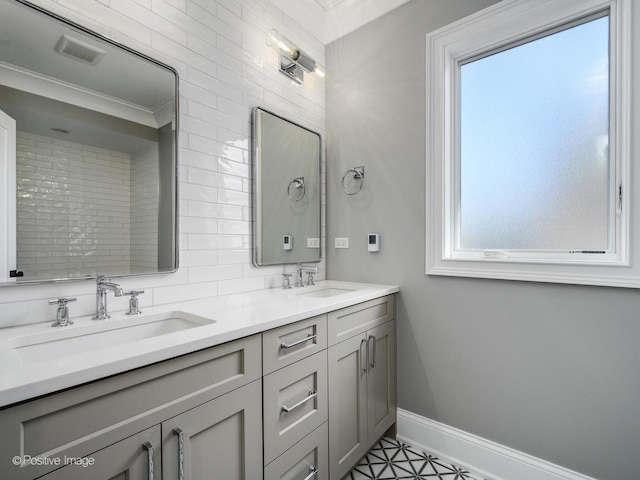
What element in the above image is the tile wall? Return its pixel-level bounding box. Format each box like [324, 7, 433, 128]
[131, 144, 160, 273]
[16, 131, 132, 280]
[0, 0, 325, 328]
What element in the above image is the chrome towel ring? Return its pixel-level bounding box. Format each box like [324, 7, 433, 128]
[341, 166, 365, 195]
[287, 176, 306, 201]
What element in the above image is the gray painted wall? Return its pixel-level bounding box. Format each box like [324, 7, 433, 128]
[325, 1, 640, 479]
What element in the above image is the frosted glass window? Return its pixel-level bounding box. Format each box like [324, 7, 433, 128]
[458, 15, 610, 251]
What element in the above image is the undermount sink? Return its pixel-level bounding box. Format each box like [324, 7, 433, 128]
[11, 311, 215, 363]
[297, 287, 355, 298]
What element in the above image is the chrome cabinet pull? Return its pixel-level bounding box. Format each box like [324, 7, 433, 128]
[303, 465, 319, 480]
[143, 441, 154, 480]
[173, 427, 184, 480]
[368, 335, 376, 369]
[281, 390, 317, 413]
[280, 333, 316, 350]
[360, 338, 367, 374]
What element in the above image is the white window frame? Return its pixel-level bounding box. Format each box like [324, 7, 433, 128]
[426, 0, 636, 288]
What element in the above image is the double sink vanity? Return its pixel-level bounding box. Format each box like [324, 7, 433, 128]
[0, 281, 398, 480]
[0, 2, 397, 479]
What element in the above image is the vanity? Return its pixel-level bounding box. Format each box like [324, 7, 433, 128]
[0, 282, 398, 480]
[0, 3, 396, 479]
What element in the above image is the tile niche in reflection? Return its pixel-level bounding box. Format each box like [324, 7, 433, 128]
[15, 131, 159, 280]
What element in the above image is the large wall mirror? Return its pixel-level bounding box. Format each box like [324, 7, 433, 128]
[252, 107, 321, 266]
[0, 0, 178, 284]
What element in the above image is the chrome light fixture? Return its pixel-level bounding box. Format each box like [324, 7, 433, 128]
[266, 29, 325, 84]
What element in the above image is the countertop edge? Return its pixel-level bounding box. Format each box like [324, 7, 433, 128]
[0, 281, 399, 408]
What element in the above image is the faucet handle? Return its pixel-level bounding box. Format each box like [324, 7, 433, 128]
[306, 271, 316, 286]
[48, 297, 77, 306]
[49, 297, 76, 327]
[124, 290, 145, 315]
[125, 290, 145, 296]
[282, 273, 292, 290]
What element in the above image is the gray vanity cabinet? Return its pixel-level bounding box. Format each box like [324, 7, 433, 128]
[0, 293, 396, 480]
[162, 379, 263, 479]
[0, 335, 262, 480]
[327, 296, 396, 480]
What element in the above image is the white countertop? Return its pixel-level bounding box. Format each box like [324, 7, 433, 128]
[0, 281, 398, 408]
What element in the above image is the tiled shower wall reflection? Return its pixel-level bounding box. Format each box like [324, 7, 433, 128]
[16, 131, 132, 280]
[131, 145, 160, 273]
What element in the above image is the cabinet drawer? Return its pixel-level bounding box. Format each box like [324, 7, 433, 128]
[264, 423, 328, 480]
[0, 335, 261, 480]
[263, 350, 328, 464]
[328, 295, 394, 346]
[263, 314, 327, 374]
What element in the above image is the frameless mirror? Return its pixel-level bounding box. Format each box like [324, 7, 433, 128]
[252, 107, 321, 266]
[0, 0, 178, 284]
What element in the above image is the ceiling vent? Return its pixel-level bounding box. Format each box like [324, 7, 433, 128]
[55, 34, 105, 65]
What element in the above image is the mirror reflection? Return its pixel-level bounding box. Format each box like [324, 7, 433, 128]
[252, 107, 321, 266]
[0, 0, 178, 283]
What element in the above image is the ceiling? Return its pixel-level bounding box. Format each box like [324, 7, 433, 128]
[314, 0, 348, 10]
[274, 0, 412, 44]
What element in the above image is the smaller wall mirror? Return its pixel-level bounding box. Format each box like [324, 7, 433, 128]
[252, 107, 321, 266]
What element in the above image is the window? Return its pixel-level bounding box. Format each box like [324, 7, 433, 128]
[426, 0, 634, 287]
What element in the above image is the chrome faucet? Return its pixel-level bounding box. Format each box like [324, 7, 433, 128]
[295, 264, 320, 287]
[49, 297, 76, 327]
[93, 276, 124, 320]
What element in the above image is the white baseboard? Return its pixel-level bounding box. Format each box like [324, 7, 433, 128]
[396, 409, 599, 480]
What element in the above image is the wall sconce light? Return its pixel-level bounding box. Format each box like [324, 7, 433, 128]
[266, 29, 325, 84]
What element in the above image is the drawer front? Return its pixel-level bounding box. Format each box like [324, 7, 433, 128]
[263, 314, 327, 374]
[264, 423, 328, 480]
[328, 295, 394, 346]
[263, 350, 328, 464]
[0, 334, 261, 480]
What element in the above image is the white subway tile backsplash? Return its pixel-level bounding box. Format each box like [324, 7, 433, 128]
[217, 276, 264, 296]
[181, 250, 218, 267]
[152, 281, 218, 305]
[188, 264, 242, 283]
[1, 0, 325, 327]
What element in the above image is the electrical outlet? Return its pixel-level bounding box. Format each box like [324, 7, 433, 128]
[307, 238, 320, 248]
[335, 237, 349, 249]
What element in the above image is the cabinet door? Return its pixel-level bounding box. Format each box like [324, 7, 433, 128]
[162, 380, 262, 480]
[328, 334, 368, 480]
[41, 425, 160, 480]
[366, 321, 396, 444]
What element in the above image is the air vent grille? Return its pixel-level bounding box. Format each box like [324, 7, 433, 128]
[55, 34, 105, 65]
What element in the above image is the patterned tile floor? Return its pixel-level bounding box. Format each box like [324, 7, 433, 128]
[347, 437, 482, 480]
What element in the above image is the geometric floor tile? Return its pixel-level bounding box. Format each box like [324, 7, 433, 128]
[346, 437, 483, 480]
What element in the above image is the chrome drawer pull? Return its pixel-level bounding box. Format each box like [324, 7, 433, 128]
[360, 338, 367, 374]
[303, 465, 319, 480]
[143, 441, 154, 480]
[173, 427, 184, 480]
[280, 333, 317, 350]
[281, 390, 317, 413]
[368, 335, 376, 369]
